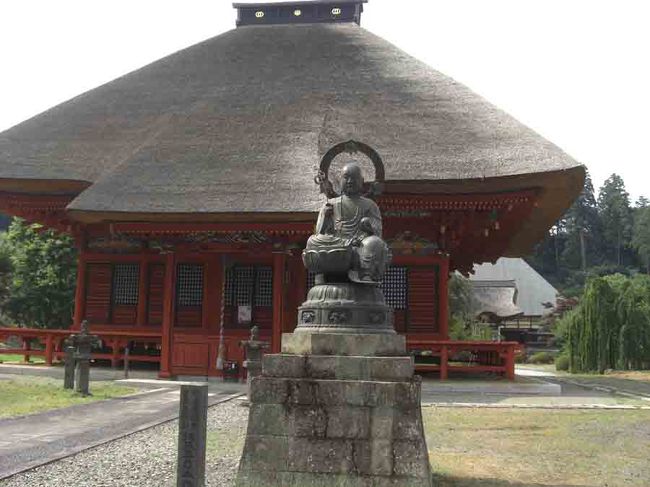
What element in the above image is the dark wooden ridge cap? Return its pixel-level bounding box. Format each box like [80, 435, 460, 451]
[234, 1, 367, 27]
[233, 0, 367, 7]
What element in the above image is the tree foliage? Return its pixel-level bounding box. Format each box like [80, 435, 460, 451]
[632, 207, 650, 273]
[561, 275, 650, 373]
[0, 219, 77, 329]
[597, 174, 633, 266]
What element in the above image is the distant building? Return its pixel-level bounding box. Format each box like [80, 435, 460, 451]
[470, 258, 559, 318]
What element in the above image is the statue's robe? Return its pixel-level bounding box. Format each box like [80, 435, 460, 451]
[307, 194, 389, 281]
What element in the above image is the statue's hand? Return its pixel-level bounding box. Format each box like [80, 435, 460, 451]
[359, 217, 374, 235]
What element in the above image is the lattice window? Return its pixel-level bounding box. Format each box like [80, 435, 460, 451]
[112, 264, 140, 306]
[224, 267, 235, 306]
[224, 265, 273, 307]
[233, 266, 254, 305]
[254, 267, 273, 307]
[381, 266, 408, 309]
[176, 264, 204, 307]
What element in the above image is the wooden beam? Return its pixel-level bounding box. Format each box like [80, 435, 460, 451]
[160, 253, 176, 378]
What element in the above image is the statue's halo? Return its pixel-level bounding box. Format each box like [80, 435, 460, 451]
[315, 140, 385, 199]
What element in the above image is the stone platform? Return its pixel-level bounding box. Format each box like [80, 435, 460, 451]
[236, 333, 432, 487]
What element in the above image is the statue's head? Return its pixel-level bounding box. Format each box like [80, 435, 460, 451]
[341, 162, 364, 196]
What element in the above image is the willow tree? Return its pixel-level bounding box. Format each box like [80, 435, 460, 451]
[567, 277, 617, 373]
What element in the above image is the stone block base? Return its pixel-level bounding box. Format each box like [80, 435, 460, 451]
[236, 350, 431, 487]
[281, 332, 406, 356]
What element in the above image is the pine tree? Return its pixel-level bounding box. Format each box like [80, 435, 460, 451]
[562, 171, 602, 271]
[597, 174, 633, 266]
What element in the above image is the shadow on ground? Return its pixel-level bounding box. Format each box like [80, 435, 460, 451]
[433, 474, 581, 487]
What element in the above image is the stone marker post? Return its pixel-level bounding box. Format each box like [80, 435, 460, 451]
[177, 383, 209, 487]
[239, 326, 269, 401]
[63, 341, 76, 390]
[69, 320, 99, 396]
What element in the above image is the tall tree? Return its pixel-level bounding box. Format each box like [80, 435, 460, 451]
[0, 219, 77, 329]
[597, 174, 632, 266]
[635, 196, 650, 208]
[562, 170, 602, 271]
[632, 207, 650, 274]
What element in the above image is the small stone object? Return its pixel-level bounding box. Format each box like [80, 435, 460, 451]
[63, 342, 75, 390]
[67, 320, 99, 396]
[239, 326, 270, 400]
[176, 383, 208, 487]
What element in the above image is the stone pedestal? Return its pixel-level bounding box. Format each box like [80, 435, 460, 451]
[236, 333, 432, 487]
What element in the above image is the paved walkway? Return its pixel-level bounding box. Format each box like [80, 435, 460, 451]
[0, 381, 245, 480]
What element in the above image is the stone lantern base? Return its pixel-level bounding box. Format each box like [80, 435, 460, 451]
[235, 332, 432, 487]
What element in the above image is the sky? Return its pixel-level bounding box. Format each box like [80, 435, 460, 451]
[1, 0, 649, 201]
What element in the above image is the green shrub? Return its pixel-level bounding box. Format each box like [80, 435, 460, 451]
[528, 351, 555, 364]
[555, 354, 570, 371]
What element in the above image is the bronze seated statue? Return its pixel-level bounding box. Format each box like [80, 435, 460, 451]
[298, 160, 394, 334]
[303, 162, 390, 285]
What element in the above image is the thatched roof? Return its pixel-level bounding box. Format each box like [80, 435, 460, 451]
[471, 280, 523, 321]
[472, 258, 558, 316]
[0, 22, 584, 250]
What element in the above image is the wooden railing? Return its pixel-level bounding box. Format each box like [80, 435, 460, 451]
[0, 328, 162, 367]
[407, 340, 520, 380]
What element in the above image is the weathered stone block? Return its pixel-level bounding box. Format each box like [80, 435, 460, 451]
[238, 333, 431, 487]
[263, 354, 415, 381]
[288, 438, 354, 474]
[240, 435, 289, 472]
[326, 406, 370, 439]
[393, 408, 424, 440]
[262, 354, 306, 378]
[393, 440, 430, 479]
[370, 407, 395, 439]
[282, 332, 406, 357]
[291, 405, 328, 438]
[370, 439, 394, 476]
[248, 403, 288, 436]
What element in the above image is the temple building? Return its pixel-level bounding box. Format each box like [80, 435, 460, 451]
[0, 1, 583, 378]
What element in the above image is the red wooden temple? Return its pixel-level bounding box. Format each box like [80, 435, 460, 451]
[0, 1, 583, 379]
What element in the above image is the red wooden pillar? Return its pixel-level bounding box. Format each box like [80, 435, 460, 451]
[438, 254, 450, 340]
[44, 334, 54, 366]
[73, 252, 87, 330]
[271, 252, 287, 353]
[505, 346, 515, 381]
[136, 256, 149, 327]
[111, 339, 121, 368]
[159, 252, 176, 378]
[440, 345, 448, 381]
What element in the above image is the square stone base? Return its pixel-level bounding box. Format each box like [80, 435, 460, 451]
[281, 332, 406, 356]
[236, 347, 432, 487]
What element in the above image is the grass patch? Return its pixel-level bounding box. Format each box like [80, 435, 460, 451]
[0, 376, 136, 418]
[0, 353, 45, 364]
[425, 407, 650, 486]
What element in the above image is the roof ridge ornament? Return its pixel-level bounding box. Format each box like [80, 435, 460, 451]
[316, 140, 385, 199]
[234, 1, 367, 27]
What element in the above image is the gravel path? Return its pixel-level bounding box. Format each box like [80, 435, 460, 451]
[0, 398, 249, 487]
